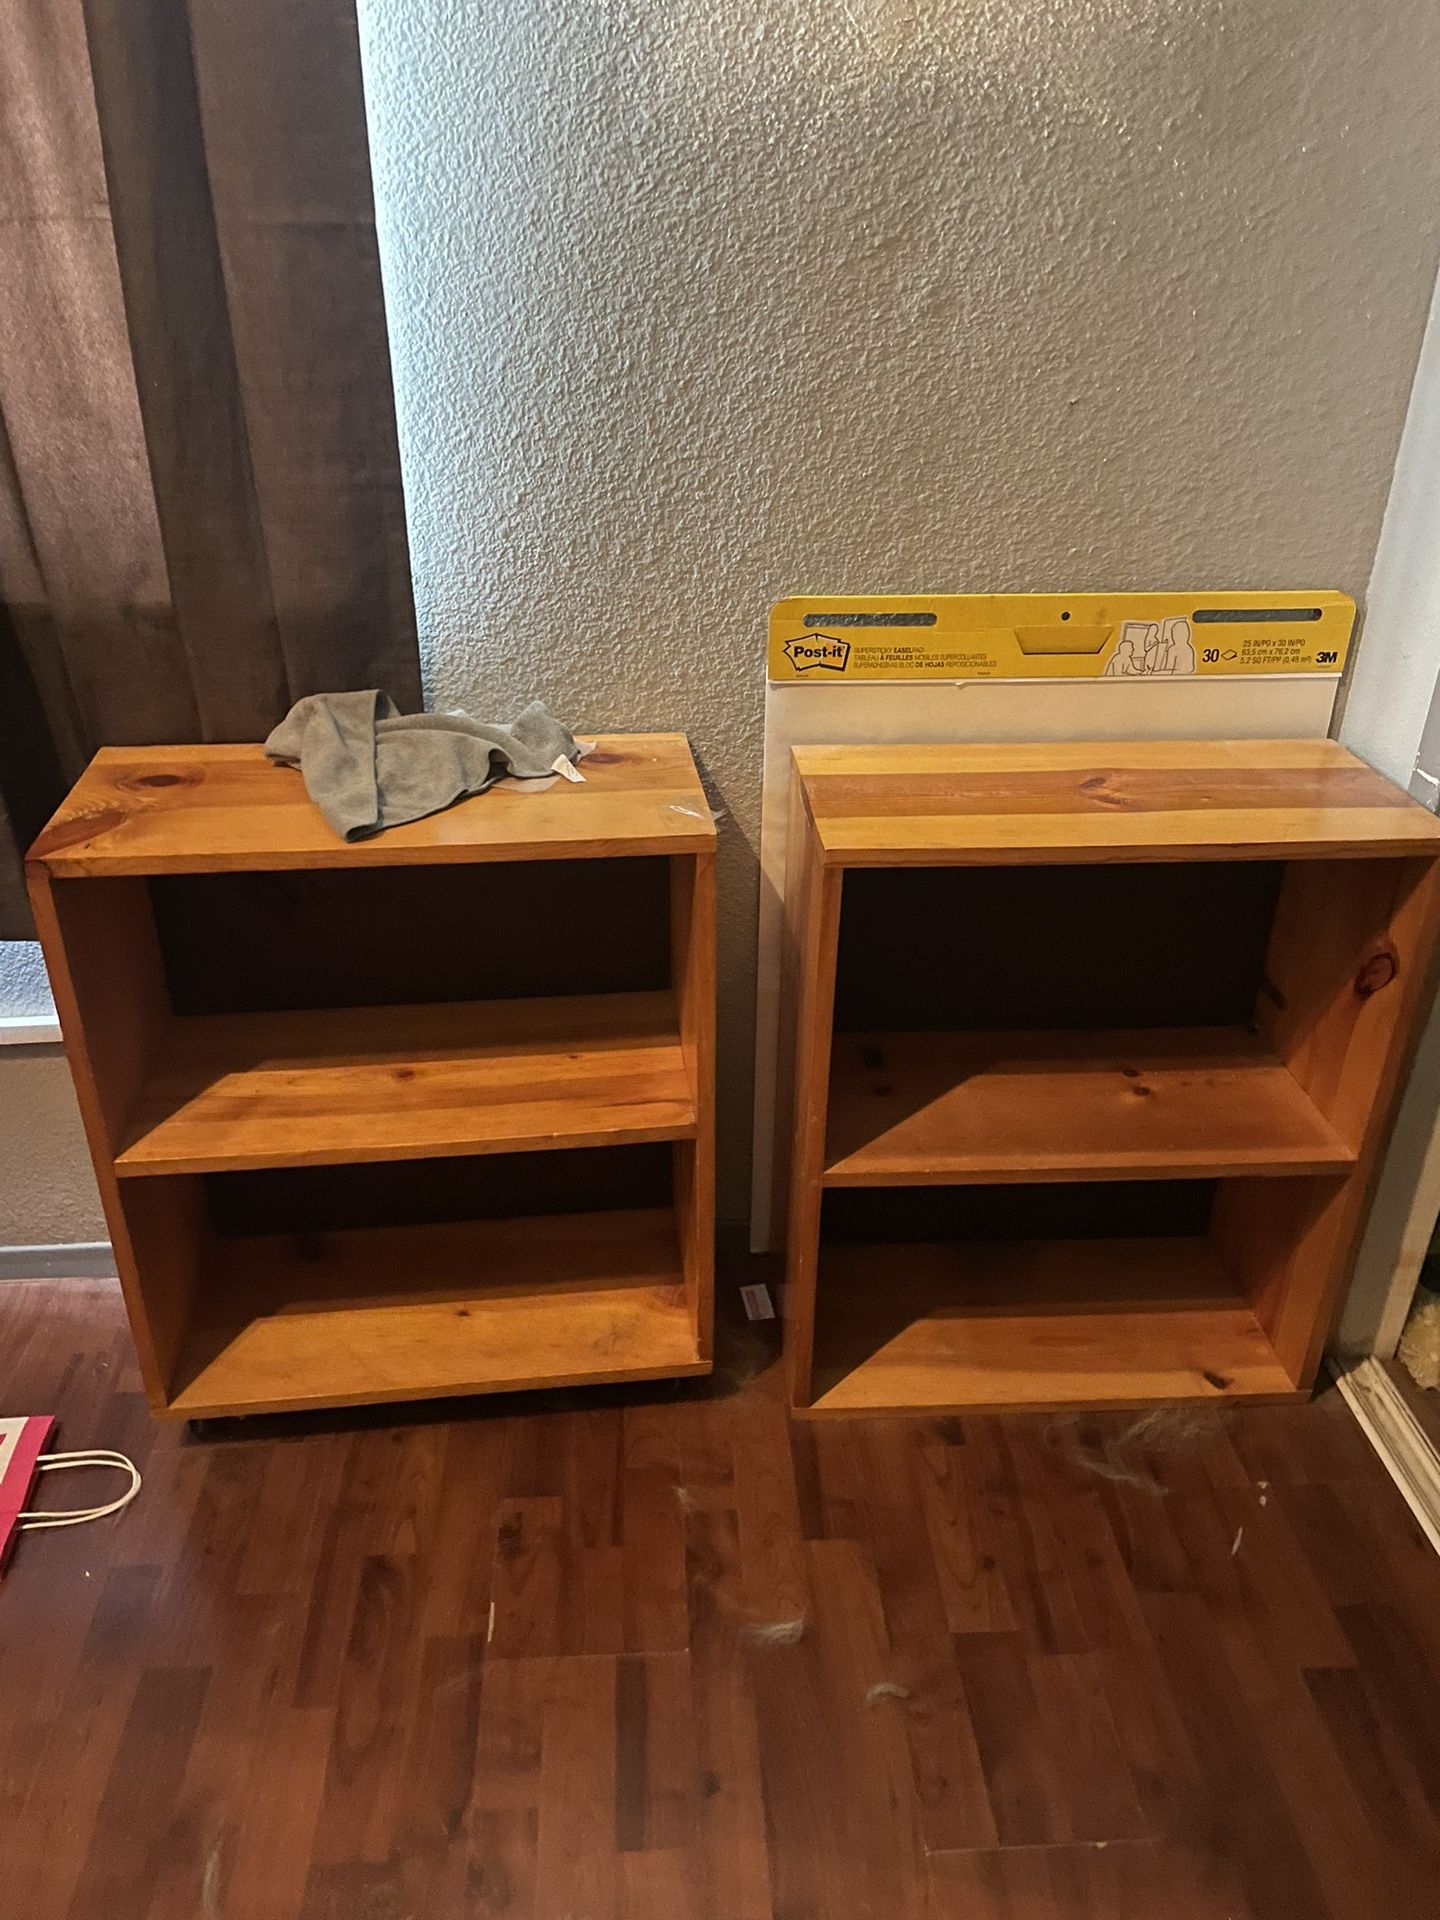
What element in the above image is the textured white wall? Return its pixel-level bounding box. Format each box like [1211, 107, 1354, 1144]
[357, 0, 1440, 1215]
[0, 942, 54, 1020]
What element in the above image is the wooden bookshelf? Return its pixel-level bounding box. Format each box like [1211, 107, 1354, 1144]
[778, 739, 1440, 1416]
[28, 735, 716, 1419]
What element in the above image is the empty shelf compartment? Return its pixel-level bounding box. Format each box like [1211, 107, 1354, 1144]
[165, 1206, 701, 1418]
[807, 1235, 1296, 1415]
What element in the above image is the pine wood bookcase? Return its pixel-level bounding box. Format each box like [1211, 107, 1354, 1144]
[778, 739, 1440, 1417]
[27, 736, 715, 1419]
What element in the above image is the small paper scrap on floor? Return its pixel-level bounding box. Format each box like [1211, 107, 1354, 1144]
[742, 1618, 804, 1646]
[865, 1681, 911, 1705]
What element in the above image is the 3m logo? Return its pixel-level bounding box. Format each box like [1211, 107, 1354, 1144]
[783, 634, 851, 673]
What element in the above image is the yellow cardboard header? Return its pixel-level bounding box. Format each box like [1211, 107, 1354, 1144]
[768, 591, 1355, 683]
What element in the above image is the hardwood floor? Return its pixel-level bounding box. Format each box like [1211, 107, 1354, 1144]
[5, 1272, 1440, 1918]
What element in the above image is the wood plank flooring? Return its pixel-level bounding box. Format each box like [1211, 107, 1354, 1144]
[5, 1272, 1440, 1918]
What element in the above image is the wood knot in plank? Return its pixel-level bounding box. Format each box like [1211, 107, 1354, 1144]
[1355, 949, 1399, 998]
[497, 1514, 524, 1559]
[1077, 773, 1126, 807]
[27, 808, 128, 860]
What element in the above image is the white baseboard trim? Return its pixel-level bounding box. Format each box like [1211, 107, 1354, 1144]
[1332, 1355, 1440, 1557]
[0, 1014, 62, 1046]
[0, 1241, 116, 1281]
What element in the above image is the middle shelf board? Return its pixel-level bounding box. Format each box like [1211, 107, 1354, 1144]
[116, 990, 696, 1178]
[822, 1027, 1355, 1187]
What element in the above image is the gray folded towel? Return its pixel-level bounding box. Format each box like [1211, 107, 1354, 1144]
[264, 691, 584, 841]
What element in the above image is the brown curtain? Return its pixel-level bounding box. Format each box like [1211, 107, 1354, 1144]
[0, 0, 420, 937]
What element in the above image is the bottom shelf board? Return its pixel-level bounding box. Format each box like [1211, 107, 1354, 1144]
[164, 1207, 705, 1418]
[804, 1236, 1301, 1415]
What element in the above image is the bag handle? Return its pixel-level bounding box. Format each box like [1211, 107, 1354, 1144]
[18, 1450, 141, 1531]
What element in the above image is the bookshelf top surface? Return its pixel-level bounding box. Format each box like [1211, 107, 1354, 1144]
[28, 735, 714, 876]
[791, 737, 1440, 865]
